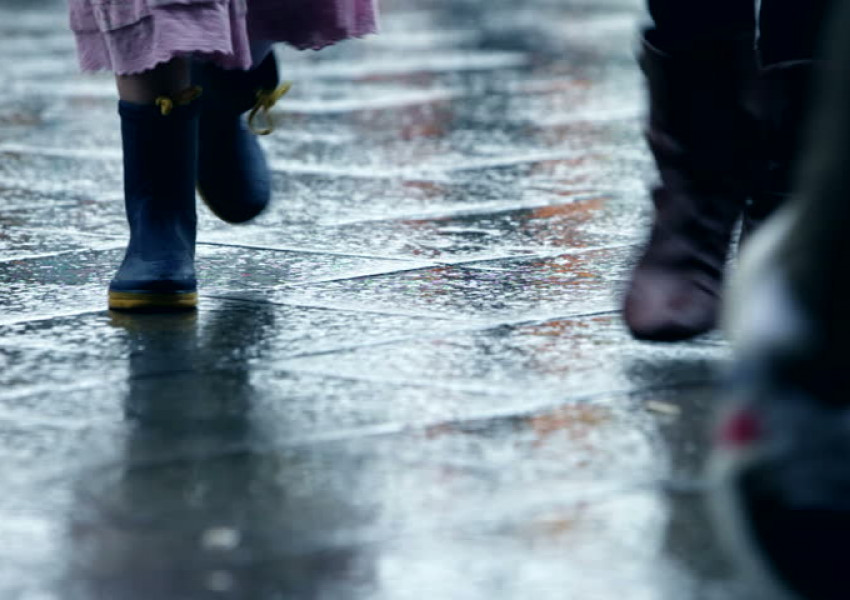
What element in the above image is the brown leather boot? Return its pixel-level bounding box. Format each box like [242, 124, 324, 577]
[623, 34, 759, 342]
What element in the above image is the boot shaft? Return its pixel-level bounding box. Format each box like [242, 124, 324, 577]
[119, 99, 199, 218]
[640, 33, 760, 190]
[118, 97, 199, 261]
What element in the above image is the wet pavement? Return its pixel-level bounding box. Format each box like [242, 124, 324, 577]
[0, 0, 758, 598]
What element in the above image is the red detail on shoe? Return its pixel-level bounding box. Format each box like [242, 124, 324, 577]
[718, 409, 762, 448]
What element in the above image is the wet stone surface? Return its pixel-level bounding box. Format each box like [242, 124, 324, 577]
[0, 0, 758, 598]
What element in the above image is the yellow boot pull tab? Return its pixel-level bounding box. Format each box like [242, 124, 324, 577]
[155, 96, 174, 116]
[248, 81, 293, 135]
[154, 86, 203, 117]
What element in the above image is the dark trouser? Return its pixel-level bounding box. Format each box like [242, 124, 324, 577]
[647, 0, 831, 65]
[781, 0, 850, 340]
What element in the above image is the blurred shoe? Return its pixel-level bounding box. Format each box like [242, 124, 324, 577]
[710, 374, 850, 600]
[108, 91, 200, 311]
[709, 210, 850, 600]
[623, 34, 759, 341]
[194, 52, 291, 224]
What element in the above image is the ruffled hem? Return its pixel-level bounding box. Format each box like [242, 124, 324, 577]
[72, 0, 379, 74]
[75, 2, 252, 75]
[256, 24, 379, 52]
[247, 0, 379, 51]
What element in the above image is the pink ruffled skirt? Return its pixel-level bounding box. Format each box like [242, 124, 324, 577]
[69, 0, 379, 75]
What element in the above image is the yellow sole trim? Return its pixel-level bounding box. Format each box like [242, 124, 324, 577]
[108, 290, 198, 311]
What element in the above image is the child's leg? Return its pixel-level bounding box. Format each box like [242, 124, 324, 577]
[109, 58, 201, 311]
[115, 58, 191, 104]
[193, 47, 286, 224]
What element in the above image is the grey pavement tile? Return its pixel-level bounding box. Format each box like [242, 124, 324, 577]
[0, 111, 122, 153]
[0, 180, 117, 213]
[0, 105, 643, 195]
[0, 145, 645, 265]
[44, 390, 737, 600]
[0, 197, 126, 250]
[277, 312, 726, 399]
[2, 410, 751, 599]
[0, 307, 720, 446]
[0, 342, 124, 399]
[251, 175, 569, 228]
[0, 245, 420, 323]
[0, 298, 459, 396]
[0, 327, 735, 600]
[202, 192, 639, 262]
[0, 249, 115, 323]
[0, 226, 122, 262]
[0, 150, 123, 201]
[198, 245, 415, 292]
[266, 245, 635, 319]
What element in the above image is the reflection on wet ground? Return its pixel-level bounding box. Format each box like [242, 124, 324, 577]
[0, 0, 760, 597]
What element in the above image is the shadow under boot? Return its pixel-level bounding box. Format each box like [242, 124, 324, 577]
[623, 34, 759, 342]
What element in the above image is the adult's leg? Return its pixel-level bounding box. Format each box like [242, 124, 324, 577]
[742, 0, 834, 236]
[777, 0, 850, 347]
[623, 1, 759, 341]
[759, 0, 832, 67]
[646, 0, 755, 51]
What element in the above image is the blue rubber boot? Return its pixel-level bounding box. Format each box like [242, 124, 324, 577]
[194, 52, 289, 224]
[108, 94, 200, 311]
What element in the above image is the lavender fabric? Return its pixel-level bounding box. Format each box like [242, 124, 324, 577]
[69, 0, 378, 74]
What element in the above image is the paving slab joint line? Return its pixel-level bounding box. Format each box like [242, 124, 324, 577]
[263, 244, 635, 288]
[205, 292, 457, 320]
[281, 253, 556, 287]
[0, 248, 111, 263]
[274, 364, 712, 398]
[327, 191, 613, 227]
[269, 308, 622, 359]
[15, 227, 123, 241]
[0, 377, 126, 403]
[0, 306, 623, 377]
[196, 240, 421, 263]
[209, 292, 618, 336]
[440, 242, 639, 269]
[0, 307, 106, 328]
